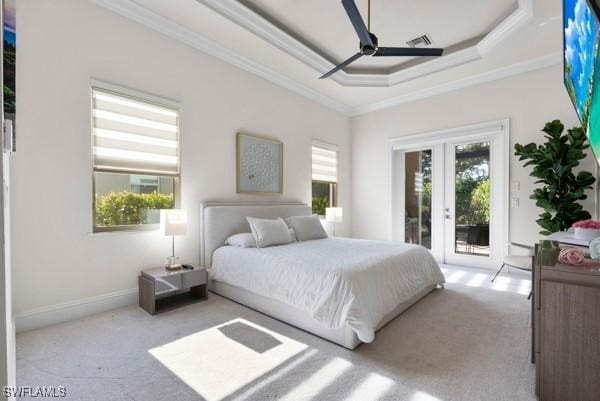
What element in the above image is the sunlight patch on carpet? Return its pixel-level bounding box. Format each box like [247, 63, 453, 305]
[149, 318, 307, 401]
[442, 266, 531, 295]
[445, 271, 467, 283]
[466, 273, 488, 287]
[410, 390, 443, 401]
[278, 357, 352, 401]
[490, 276, 512, 292]
[345, 372, 396, 401]
[517, 279, 531, 295]
[229, 349, 319, 401]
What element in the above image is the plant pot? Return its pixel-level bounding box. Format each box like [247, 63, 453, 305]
[573, 227, 600, 241]
[541, 248, 560, 266]
[540, 242, 560, 266]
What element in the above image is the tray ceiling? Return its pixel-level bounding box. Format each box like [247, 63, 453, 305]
[94, 0, 561, 115]
[242, 0, 518, 73]
[198, 0, 534, 87]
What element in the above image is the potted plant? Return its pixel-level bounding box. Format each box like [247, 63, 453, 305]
[514, 120, 596, 235]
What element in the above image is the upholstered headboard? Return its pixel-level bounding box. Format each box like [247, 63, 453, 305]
[201, 203, 312, 267]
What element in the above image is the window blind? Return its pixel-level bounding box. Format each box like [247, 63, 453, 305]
[312, 144, 338, 182]
[92, 88, 179, 176]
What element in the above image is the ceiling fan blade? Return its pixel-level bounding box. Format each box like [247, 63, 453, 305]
[374, 47, 444, 57]
[319, 52, 363, 79]
[342, 0, 374, 48]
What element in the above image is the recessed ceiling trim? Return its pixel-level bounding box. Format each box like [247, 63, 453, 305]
[350, 52, 562, 116]
[388, 46, 481, 86]
[197, 0, 342, 80]
[92, 0, 353, 115]
[198, 0, 533, 87]
[478, 0, 534, 55]
[197, 0, 388, 87]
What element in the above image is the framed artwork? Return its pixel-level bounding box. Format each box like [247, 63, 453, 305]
[3, 0, 16, 151]
[3, 0, 15, 118]
[236, 132, 283, 194]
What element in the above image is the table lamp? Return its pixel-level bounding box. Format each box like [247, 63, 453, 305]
[325, 207, 343, 236]
[160, 209, 187, 270]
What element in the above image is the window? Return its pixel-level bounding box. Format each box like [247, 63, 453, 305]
[311, 142, 338, 216]
[91, 86, 179, 232]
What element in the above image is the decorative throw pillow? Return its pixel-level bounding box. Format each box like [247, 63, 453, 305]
[246, 217, 292, 248]
[288, 214, 328, 241]
[225, 233, 256, 248]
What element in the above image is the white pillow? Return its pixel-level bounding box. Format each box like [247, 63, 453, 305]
[225, 233, 256, 248]
[288, 214, 328, 241]
[246, 217, 292, 248]
[226, 229, 295, 247]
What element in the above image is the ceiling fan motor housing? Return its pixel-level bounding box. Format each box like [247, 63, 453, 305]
[361, 33, 378, 55]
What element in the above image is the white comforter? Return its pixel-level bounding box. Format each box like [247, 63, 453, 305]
[210, 237, 445, 343]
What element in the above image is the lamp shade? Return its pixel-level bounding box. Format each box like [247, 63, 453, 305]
[160, 209, 187, 236]
[325, 207, 343, 223]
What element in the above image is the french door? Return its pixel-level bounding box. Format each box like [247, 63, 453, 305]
[391, 121, 508, 269]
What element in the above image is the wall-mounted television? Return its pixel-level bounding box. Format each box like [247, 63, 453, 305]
[564, 0, 599, 125]
[587, 5, 600, 163]
[564, 0, 600, 164]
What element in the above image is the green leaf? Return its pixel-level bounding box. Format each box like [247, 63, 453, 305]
[514, 119, 595, 234]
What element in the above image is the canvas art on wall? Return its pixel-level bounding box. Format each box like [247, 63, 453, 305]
[237, 133, 283, 194]
[3, 0, 16, 151]
[3, 0, 15, 118]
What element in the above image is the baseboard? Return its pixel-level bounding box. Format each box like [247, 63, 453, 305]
[14, 288, 139, 333]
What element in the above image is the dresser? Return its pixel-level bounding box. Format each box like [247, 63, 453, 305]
[532, 241, 600, 400]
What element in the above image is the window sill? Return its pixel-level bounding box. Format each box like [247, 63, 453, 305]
[89, 224, 160, 236]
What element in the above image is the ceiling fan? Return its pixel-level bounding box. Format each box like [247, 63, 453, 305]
[319, 0, 444, 79]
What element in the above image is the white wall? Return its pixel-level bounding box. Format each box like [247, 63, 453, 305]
[1, 151, 15, 398]
[351, 65, 597, 245]
[13, 0, 350, 316]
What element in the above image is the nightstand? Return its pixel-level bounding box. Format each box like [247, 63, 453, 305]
[138, 265, 207, 315]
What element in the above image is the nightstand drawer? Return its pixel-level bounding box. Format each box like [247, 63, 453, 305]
[155, 274, 183, 296]
[183, 268, 207, 288]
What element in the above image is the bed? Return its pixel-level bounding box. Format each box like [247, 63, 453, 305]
[202, 203, 445, 349]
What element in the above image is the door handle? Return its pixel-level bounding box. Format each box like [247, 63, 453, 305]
[445, 208, 452, 219]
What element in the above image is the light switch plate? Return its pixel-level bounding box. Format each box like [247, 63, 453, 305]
[511, 181, 520, 192]
[511, 198, 520, 208]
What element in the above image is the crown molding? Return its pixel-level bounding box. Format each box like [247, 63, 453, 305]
[93, 0, 555, 119]
[197, 0, 387, 87]
[478, 0, 534, 55]
[388, 46, 481, 86]
[350, 52, 562, 116]
[92, 0, 353, 115]
[198, 0, 533, 87]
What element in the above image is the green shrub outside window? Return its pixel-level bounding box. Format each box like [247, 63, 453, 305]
[95, 191, 174, 228]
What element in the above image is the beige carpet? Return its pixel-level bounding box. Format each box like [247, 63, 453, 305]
[16, 266, 535, 401]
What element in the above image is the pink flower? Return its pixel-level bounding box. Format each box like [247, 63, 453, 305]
[573, 219, 600, 229]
